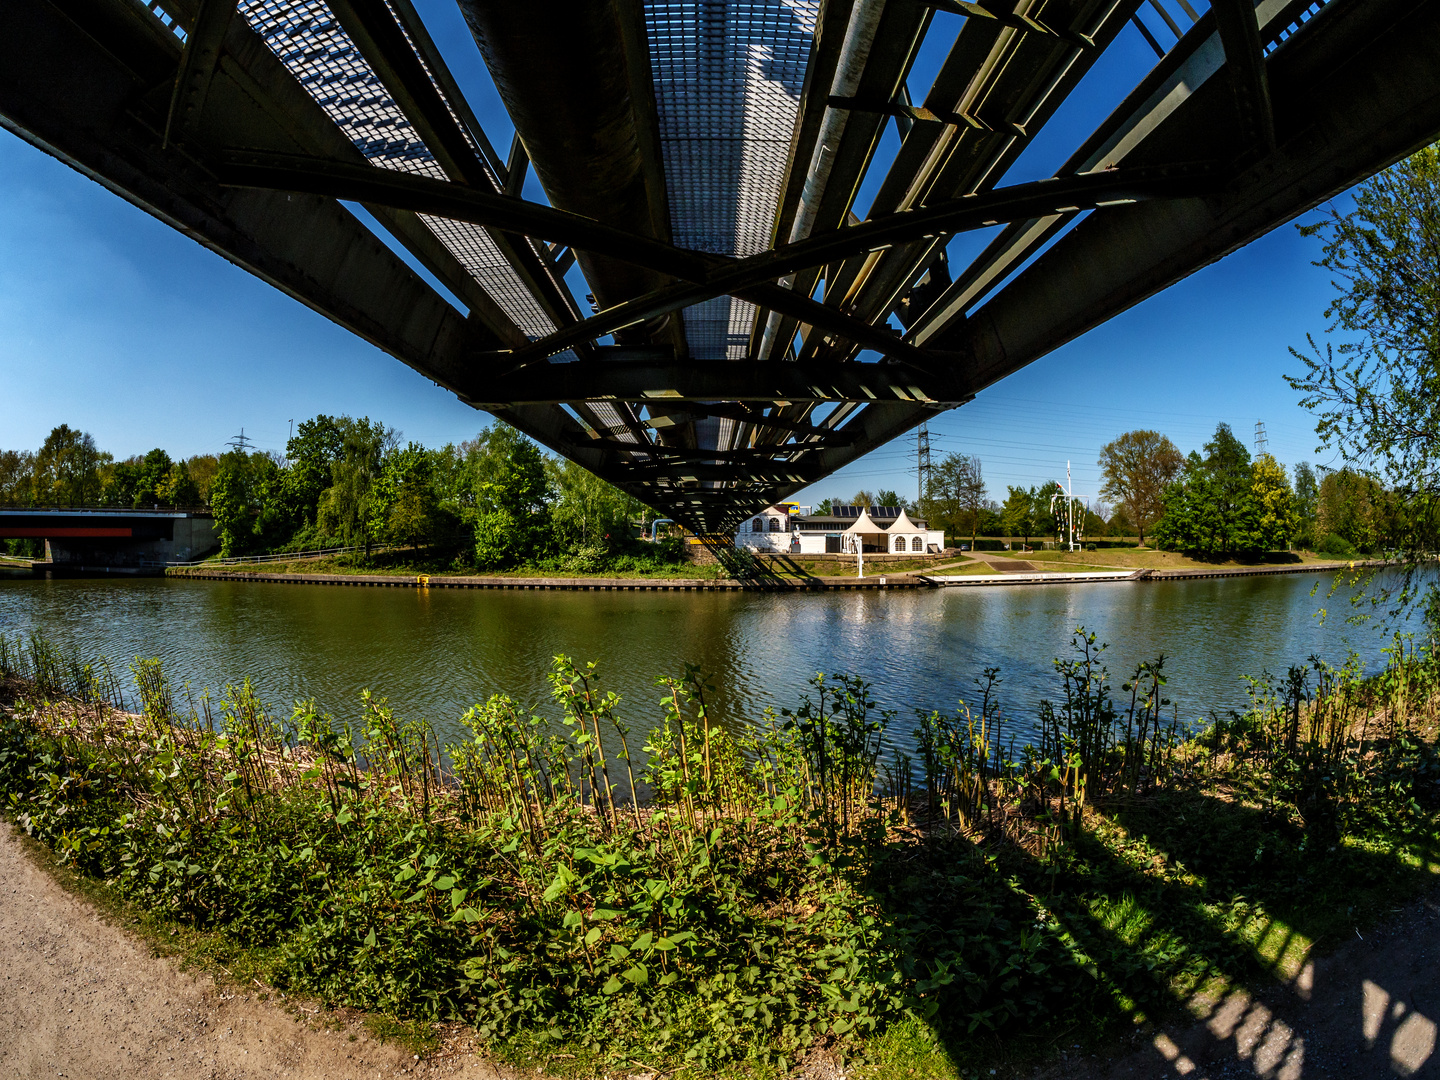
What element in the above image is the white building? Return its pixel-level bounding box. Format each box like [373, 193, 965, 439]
[734, 504, 945, 555]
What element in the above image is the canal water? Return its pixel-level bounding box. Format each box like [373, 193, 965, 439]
[0, 572, 1422, 750]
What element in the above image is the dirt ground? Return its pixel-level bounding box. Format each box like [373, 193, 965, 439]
[1030, 891, 1439, 1079]
[0, 821, 517, 1080]
[2, 817, 1436, 1080]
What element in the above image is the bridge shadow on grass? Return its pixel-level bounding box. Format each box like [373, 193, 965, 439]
[858, 789, 1440, 1078]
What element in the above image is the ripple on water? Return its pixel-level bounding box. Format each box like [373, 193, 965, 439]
[0, 572, 1414, 751]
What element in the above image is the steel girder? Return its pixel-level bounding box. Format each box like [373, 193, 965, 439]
[1, 0, 1439, 534]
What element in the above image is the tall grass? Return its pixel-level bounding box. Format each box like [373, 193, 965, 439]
[1, 628, 1438, 1075]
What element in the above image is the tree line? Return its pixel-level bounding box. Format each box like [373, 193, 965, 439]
[803, 420, 1424, 559]
[1, 418, 683, 572]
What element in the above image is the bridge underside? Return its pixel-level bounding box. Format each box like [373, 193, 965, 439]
[2, 0, 1438, 533]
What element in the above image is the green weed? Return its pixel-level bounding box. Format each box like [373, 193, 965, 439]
[0, 628, 1437, 1077]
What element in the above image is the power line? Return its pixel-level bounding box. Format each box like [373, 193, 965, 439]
[226, 428, 254, 453]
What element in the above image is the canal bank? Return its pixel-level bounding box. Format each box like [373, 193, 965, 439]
[158, 557, 1374, 591]
[162, 566, 931, 590]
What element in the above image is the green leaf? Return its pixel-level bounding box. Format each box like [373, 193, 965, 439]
[542, 872, 571, 903]
[435, 875, 455, 891]
[364, 928, 377, 947]
[609, 944, 630, 961]
[602, 976, 624, 995]
[622, 964, 648, 985]
[591, 907, 625, 920]
[451, 887, 467, 909]
[583, 928, 602, 946]
[632, 931, 654, 952]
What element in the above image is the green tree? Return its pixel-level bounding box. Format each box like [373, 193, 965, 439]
[875, 488, 902, 508]
[849, 489, 876, 509]
[33, 424, 105, 505]
[460, 424, 550, 570]
[211, 451, 286, 556]
[549, 458, 644, 549]
[930, 454, 986, 546]
[0, 450, 36, 505]
[1293, 462, 1320, 548]
[1001, 485, 1036, 547]
[184, 454, 220, 505]
[157, 462, 201, 506]
[1097, 429, 1183, 547]
[1154, 430, 1297, 556]
[1286, 143, 1440, 611]
[1106, 502, 1134, 538]
[1252, 452, 1299, 551]
[317, 425, 389, 553]
[285, 415, 348, 527]
[1316, 468, 1391, 553]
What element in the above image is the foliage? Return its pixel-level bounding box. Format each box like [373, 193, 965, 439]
[1097, 430, 1184, 546]
[925, 454, 987, 544]
[211, 451, 289, 557]
[32, 424, 107, 505]
[1000, 485, 1037, 545]
[1293, 462, 1320, 548]
[1286, 143, 1440, 614]
[0, 449, 36, 506]
[548, 457, 646, 550]
[1153, 425, 1298, 556]
[1, 632, 1438, 1076]
[1316, 468, 1393, 554]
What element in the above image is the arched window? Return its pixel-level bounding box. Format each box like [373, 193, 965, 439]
[911, 536, 923, 552]
[768, 517, 781, 533]
[893, 536, 904, 552]
[752, 518, 763, 532]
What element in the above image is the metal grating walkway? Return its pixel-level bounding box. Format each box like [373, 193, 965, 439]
[237, 0, 559, 337]
[645, 0, 819, 362]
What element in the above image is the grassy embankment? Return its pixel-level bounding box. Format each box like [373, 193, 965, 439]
[1, 632, 1438, 1079]
[184, 551, 730, 581]
[1020, 548, 1347, 571]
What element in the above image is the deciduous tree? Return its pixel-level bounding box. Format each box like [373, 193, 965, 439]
[1097, 429, 1183, 546]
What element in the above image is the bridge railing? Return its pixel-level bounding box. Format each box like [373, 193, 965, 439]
[0, 504, 213, 515]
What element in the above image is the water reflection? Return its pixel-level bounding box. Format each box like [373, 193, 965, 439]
[0, 574, 1418, 749]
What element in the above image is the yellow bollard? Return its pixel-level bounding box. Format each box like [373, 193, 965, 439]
[417, 574, 430, 587]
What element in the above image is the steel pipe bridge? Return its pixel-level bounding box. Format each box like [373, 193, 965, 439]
[3, 0, 1438, 533]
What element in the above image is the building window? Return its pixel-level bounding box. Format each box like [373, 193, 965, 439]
[893, 536, 904, 552]
[752, 518, 763, 532]
[768, 517, 781, 533]
[911, 536, 923, 552]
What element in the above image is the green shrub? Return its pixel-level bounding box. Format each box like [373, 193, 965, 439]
[1317, 532, 1357, 557]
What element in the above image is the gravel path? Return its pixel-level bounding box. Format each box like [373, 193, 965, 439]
[0, 821, 515, 1080]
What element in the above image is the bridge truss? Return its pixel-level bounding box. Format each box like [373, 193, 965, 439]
[2, 0, 1438, 532]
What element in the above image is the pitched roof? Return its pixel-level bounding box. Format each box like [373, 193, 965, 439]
[843, 508, 885, 534]
[885, 509, 923, 533]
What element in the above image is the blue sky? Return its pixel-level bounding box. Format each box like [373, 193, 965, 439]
[0, 4, 1351, 511]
